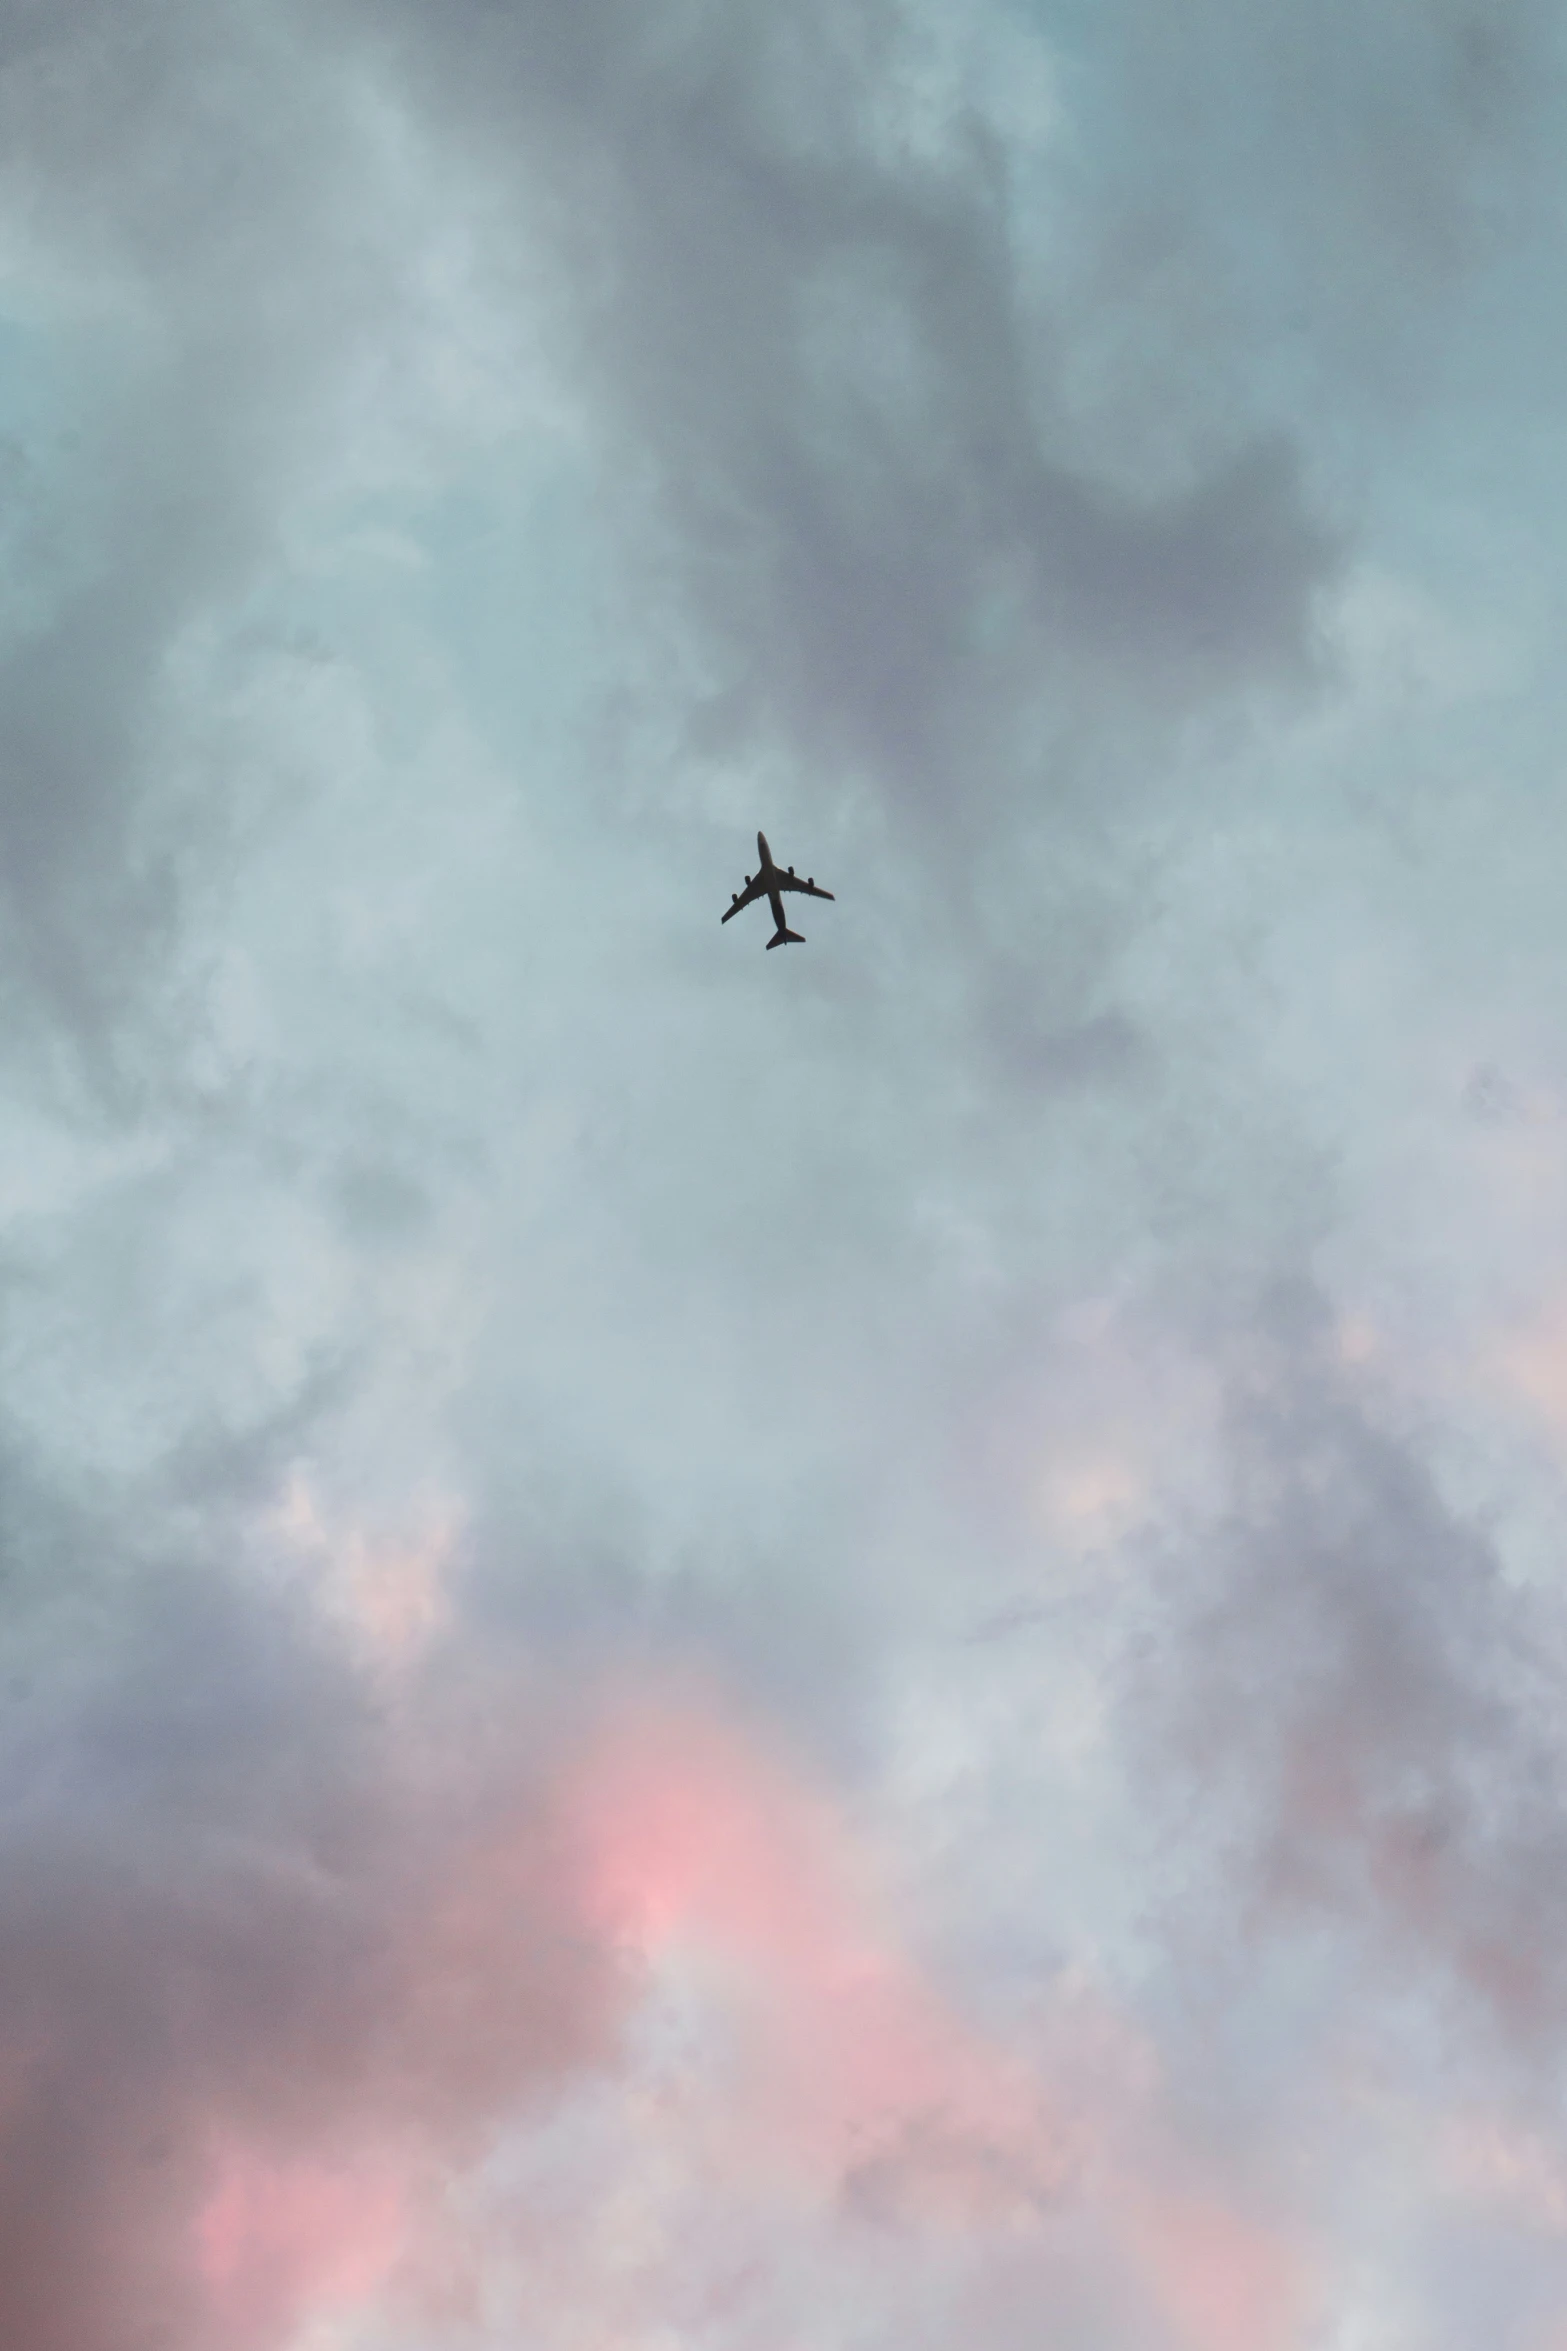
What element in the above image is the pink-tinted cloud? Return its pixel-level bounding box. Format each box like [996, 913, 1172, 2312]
[0, 1560, 1325, 2351]
[1441, 2111, 1567, 2238]
[0, 1552, 631, 2351]
[566, 1681, 1070, 2220]
[1122, 2178, 1300, 2351]
[556, 1675, 1309, 2351]
[194, 2138, 411, 2346]
[273, 1473, 459, 1677]
[1491, 1288, 1567, 1449]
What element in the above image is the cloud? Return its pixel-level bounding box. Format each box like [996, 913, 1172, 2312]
[0, 1483, 624, 2351]
[0, 0, 534, 1081]
[356, 0, 1341, 846]
[1132, 1287, 1567, 2053]
[1, 1, 1566, 2344]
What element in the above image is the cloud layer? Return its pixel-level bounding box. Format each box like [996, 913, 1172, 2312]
[3, 1, 1567, 2346]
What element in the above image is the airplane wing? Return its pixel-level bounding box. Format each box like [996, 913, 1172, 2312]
[776, 873, 834, 901]
[721, 874, 768, 924]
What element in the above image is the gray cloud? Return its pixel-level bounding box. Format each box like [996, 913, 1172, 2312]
[0, 0, 463, 1081]
[358, 0, 1343, 837]
[0, 1481, 625, 2351]
[1, 0, 1566, 2343]
[1133, 1285, 1567, 2058]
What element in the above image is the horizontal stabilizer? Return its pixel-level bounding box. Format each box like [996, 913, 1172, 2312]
[766, 926, 805, 950]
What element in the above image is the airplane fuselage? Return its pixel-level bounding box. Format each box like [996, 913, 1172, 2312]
[721, 828, 834, 947]
[755, 832, 785, 933]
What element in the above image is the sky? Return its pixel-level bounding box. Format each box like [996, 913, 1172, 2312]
[6, 1, 1567, 2345]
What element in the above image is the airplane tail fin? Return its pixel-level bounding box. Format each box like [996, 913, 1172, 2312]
[766, 925, 805, 950]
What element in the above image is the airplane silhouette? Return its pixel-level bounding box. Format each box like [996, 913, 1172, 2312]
[721, 832, 835, 949]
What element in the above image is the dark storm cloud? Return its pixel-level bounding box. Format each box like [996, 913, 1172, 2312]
[357, 0, 1341, 827]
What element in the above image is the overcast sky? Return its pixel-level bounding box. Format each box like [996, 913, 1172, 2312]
[6, 2, 1567, 2346]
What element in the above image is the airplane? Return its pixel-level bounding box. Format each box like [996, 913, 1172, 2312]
[721, 832, 835, 949]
